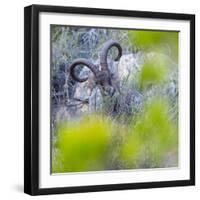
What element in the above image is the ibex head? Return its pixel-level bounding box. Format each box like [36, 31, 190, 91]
[69, 40, 122, 96]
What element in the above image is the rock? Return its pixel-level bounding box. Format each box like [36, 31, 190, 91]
[89, 87, 103, 111]
[73, 67, 95, 98]
[117, 53, 144, 84]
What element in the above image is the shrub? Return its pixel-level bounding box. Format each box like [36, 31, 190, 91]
[119, 99, 178, 168]
[52, 115, 112, 173]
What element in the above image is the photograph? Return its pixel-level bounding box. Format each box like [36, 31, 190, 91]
[50, 25, 179, 174]
[24, 5, 195, 195]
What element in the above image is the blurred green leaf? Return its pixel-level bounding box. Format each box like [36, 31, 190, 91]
[138, 55, 169, 89]
[52, 115, 112, 173]
[119, 99, 178, 168]
[128, 30, 178, 62]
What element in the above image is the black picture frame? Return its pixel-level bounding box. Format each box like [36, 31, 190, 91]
[24, 4, 195, 196]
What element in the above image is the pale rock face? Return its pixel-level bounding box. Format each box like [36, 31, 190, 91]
[116, 53, 145, 87]
[73, 68, 97, 113]
[73, 68, 95, 100]
[73, 84, 103, 113]
[118, 54, 136, 80]
[89, 87, 103, 111]
[74, 82, 91, 100]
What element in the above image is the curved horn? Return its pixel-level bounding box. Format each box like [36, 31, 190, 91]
[69, 58, 97, 82]
[100, 40, 122, 71]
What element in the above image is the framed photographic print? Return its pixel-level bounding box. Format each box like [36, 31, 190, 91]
[24, 4, 195, 195]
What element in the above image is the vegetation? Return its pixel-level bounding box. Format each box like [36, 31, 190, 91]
[52, 115, 112, 173]
[51, 25, 179, 173]
[119, 99, 178, 168]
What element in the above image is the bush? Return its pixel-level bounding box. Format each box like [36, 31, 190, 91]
[119, 99, 178, 168]
[52, 115, 112, 173]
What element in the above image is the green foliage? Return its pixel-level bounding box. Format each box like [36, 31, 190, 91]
[128, 30, 178, 62]
[52, 115, 112, 173]
[119, 99, 178, 168]
[138, 55, 169, 89]
[52, 99, 178, 173]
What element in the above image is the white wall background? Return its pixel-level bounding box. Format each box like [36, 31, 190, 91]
[0, 0, 198, 199]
